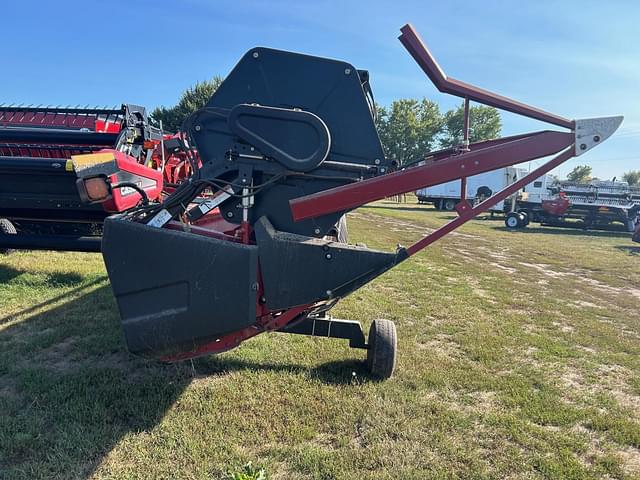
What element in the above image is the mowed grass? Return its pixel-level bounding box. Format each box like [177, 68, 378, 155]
[1, 200, 640, 479]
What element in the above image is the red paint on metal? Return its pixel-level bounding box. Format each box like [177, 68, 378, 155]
[290, 130, 573, 221]
[98, 149, 164, 212]
[455, 199, 472, 215]
[398, 24, 574, 130]
[542, 194, 571, 216]
[460, 176, 467, 205]
[165, 220, 242, 243]
[160, 304, 310, 362]
[405, 148, 574, 256]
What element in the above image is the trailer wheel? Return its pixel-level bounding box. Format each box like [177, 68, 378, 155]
[505, 212, 524, 229]
[0, 218, 17, 254]
[367, 319, 397, 379]
[518, 210, 530, 226]
[443, 199, 456, 211]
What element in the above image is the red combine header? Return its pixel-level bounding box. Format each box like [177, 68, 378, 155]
[3, 25, 623, 378]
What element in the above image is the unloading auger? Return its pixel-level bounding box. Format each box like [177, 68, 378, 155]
[90, 24, 622, 378]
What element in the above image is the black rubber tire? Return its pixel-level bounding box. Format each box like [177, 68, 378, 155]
[443, 199, 456, 211]
[367, 319, 397, 379]
[0, 218, 16, 254]
[518, 210, 530, 226]
[505, 212, 522, 229]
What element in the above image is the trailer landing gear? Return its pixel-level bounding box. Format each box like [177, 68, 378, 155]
[281, 316, 397, 379]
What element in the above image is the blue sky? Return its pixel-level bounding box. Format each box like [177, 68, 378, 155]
[3, 0, 638, 178]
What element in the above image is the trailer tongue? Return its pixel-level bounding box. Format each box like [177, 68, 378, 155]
[94, 24, 621, 378]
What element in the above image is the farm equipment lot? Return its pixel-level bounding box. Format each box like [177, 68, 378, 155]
[1, 200, 639, 479]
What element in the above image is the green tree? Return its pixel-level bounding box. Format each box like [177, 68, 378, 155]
[622, 170, 640, 186]
[150, 76, 224, 132]
[439, 103, 501, 148]
[566, 165, 593, 183]
[375, 98, 443, 166]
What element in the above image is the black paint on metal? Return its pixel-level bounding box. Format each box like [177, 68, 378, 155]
[0, 233, 101, 252]
[102, 217, 259, 357]
[280, 316, 368, 349]
[254, 217, 400, 310]
[189, 47, 388, 237]
[227, 104, 331, 172]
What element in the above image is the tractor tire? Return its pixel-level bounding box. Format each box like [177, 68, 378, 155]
[367, 319, 397, 379]
[505, 212, 524, 230]
[0, 218, 17, 254]
[443, 199, 456, 211]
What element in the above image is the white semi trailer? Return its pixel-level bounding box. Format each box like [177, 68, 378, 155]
[415, 167, 526, 211]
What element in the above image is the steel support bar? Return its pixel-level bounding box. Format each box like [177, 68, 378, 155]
[405, 148, 574, 256]
[0, 128, 118, 146]
[290, 130, 573, 221]
[0, 156, 78, 173]
[0, 234, 102, 252]
[398, 24, 574, 130]
[423, 132, 545, 164]
[280, 317, 367, 349]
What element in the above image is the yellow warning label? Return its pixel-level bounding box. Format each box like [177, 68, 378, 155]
[70, 152, 115, 171]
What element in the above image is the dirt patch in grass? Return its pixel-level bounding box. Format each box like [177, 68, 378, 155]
[33, 336, 79, 371]
[618, 446, 640, 476]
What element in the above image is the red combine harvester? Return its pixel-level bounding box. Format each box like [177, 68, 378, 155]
[29, 25, 626, 378]
[0, 104, 195, 251]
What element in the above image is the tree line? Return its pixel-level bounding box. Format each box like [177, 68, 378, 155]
[150, 77, 637, 185]
[566, 164, 640, 186]
[150, 77, 501, 167]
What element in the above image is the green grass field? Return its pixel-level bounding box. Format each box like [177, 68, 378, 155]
[1, 201, 639, 479]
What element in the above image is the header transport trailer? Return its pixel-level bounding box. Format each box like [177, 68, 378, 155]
[68, 24, 624, 379]
[504, 178, 640, 231]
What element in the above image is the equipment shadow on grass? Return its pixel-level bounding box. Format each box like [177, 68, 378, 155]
[0, 275, 106, 325]
[0, 285, 193, 479]
[0, 263, 85, 288]
[615, 245, 640, 255]
[0, 284, 375, 479]
[195, 356, 377, 385]
[0, 264, 23, 283]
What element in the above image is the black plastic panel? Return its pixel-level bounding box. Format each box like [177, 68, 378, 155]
[254, 217, 399, 310]
[102, 217, 259, 356]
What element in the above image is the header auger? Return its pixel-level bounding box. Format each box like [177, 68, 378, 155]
[92, 24, 622, 379]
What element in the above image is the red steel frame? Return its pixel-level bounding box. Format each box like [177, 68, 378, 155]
[291, 23, 581, 260]
[398, 24, 574, 130]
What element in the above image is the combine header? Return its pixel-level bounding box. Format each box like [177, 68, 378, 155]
[0, 104, 193, 251]
[75, 24, 621, 378]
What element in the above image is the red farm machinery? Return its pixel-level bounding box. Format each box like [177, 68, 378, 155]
[4, 25, 623, 378]
[0, 104, 194, 252]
